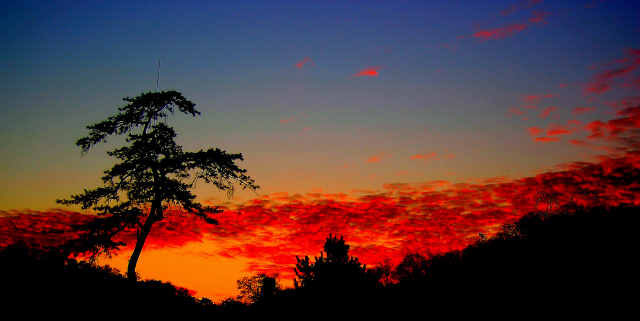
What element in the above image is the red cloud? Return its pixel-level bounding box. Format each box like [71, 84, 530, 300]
[280, 116, 298, 124]
[540, 106, 559, 118]
[353, 66, 384, 78]
[471, 23, 528, 41]
[546, 124, 574, 136]
[410, 152, 437, 160]
[535, 137, 559, 142]
[508, 107, 525, 116]
[585, 49, 640, 95]
[584, 104, 640, 152]
[528, 127, 543, 137]
[586, 65, 637, 94]
[523, 94, 555, 103]
[295, 57, 313, 69]
[572, 107, 596, 115]
[528, 11, 550, 24]
[4, 151, 640, 279]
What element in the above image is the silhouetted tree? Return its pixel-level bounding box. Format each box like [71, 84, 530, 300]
[236, 273, 281, 305]
[294, 234, 372, 293]
[57, 91, 259, 280]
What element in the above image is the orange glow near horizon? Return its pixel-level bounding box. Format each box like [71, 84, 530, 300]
[3, 150, 640, 301]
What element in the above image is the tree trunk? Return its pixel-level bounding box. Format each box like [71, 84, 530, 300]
[127, 211, 161, 281]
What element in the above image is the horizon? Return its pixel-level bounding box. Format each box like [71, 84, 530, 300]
[1, 0, 639, 301]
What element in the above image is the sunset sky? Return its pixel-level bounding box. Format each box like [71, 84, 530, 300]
[1, 0, 640, 301]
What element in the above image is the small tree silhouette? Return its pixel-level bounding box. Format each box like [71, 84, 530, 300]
[294, 234, 371, 293]
[235, 273, 281, 305]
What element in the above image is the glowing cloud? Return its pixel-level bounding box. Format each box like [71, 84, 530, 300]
[353, 66, 384, 78]
[534, 137, 559, 142]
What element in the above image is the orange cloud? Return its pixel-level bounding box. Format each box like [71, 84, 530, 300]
[353, 66, 384, 78]
[409, 152, 437, 160]
[367, 155, 382, 163]
[366, 152, 390, 163]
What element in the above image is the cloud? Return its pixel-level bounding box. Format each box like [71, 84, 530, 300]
[524, 94, 555, 103]
[280, 114, 308, 124]
[572, 107, 596, 115]
[528, 11, 550, 25]
[294, 57, 313, 69]
[366, 152, 391, 163]
[508, 107, 525, 116]
[4, 150, 640, 278]
[584, 49, 640, 94]
[469, 8, 549, 42]
[409, 152, 438, 161]
[583, 103, 640, 152]
[280, 116, 298, 124]
[471, 23, 528, 41]
[586, 65, 637, 94]
[367, 155, 382, 163]
[540, 106, 559, 118]
[353, 66, 384, 78]
[546, 124, 575, 136]
[528, 127, 543, 137]
[499, 0, 543, 16]
[535, 137, 559, 142]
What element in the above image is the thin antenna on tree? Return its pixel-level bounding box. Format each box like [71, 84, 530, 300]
[156, 60, 161, 92]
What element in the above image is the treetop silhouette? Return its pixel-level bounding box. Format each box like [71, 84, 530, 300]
[57, 90, 259, 280]
[294, 233, 370, 291]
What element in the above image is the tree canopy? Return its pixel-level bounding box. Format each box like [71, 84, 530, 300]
[57, 90, 259, 280]
[294, 234, 370, 291]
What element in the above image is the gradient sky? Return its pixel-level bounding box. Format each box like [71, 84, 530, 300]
[1, 0, 640, 301]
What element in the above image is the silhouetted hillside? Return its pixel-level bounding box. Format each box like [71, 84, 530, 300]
[258, 204, 639, 317]
[0, 242, 214, 316]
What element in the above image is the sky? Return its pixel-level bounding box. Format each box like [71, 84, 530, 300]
[1, 0, 640, 301]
